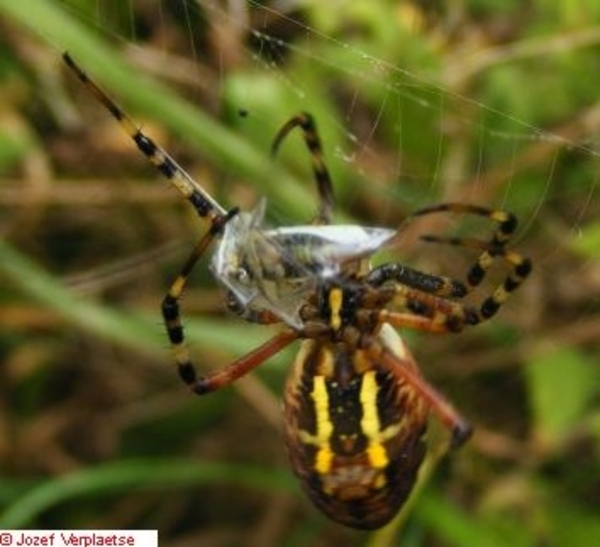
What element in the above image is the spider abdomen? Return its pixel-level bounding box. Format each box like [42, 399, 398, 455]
[283, 327, 429, 529]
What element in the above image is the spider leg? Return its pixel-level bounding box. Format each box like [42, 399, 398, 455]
[186, 330, 298, 395]
[364, 334, 472, 448]
[162, 209, 239, 388]
[366, 263, 468, 298]
[374, 310, 456, 333]
[271, 112, 334, 224]
[224, 292, 283, 325]
[400, 202, 532, 323]
[420, 235, 532, 322]
[373, 284, 475, 332]
[62, 53, 227, 221]
[408, 203, 524, 288]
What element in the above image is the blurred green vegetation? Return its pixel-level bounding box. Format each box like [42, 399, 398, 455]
[0, 1, 599, 545]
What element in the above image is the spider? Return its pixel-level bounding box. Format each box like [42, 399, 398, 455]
[63, 53, 532, 530]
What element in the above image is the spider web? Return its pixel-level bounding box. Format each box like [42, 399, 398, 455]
[67, 0, 600, 321]
[49, 0, 600, 431]
[6, 0, 599, 542]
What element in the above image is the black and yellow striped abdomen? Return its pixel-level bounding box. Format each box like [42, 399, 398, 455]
[283, 324, 429, 529]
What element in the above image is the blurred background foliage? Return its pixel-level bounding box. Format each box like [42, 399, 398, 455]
[0, 1, 599, 545]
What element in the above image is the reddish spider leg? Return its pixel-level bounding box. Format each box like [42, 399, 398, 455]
[359, 297, 475, 446]
[189, 330, 298, 395]
[364, 336, 472, 447]
[360, 281, 477, 333]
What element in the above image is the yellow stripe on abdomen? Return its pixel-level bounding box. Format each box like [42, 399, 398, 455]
[360, 371, 389, 469]
[312, 376, 335, 474]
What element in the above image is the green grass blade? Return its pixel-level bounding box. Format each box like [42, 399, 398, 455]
[0, 458, 295, 528]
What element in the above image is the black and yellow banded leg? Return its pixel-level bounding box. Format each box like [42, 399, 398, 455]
[409, 203, 522, 289]
[162, 209, 238, 389]
[271, 112, 334, 224]
[420, 236, 532, 323]
[366, 263, 468, 298]
[62, 53, 227, 221]
[364, 335, 472, 448]
[407, 202, 532, 323]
